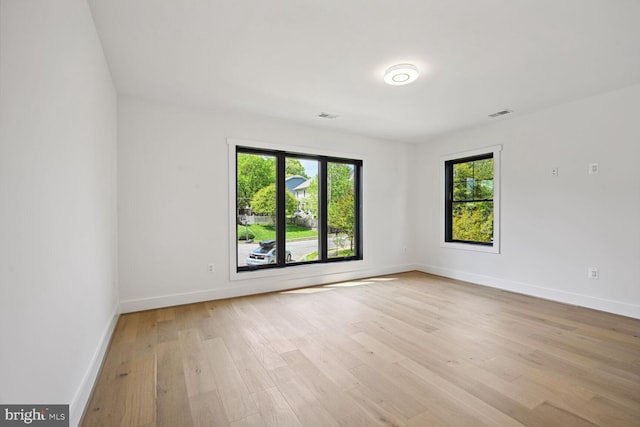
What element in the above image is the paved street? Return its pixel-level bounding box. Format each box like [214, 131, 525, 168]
[238, 238, 347, 266]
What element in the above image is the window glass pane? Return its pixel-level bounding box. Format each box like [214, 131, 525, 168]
[452, 201, 494, 243]
[453, 180, 474, 201]
[474, 158, 493, 180]
[285, 157, 319, 263]
[237, 152, 277, 268]
[453, 162, 474, 181]
[473, 179, 493, 200]
[327, 162, 356, 258]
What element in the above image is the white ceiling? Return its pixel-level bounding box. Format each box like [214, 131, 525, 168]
[87, 0, 640, 144]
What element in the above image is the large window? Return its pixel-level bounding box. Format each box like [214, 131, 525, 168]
[236, 146, 362, 272]
[443, 145, 501, 253]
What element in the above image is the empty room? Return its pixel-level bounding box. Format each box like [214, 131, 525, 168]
[1, 0, 639, 426]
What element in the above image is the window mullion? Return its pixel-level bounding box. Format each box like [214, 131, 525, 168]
[276, 153, 286, 267]
[354, 163, 363, 259]
[444, 160, 453, 242]
[319, 159, 328, 261]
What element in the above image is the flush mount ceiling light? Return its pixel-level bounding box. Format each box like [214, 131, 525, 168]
[383, 64, 419, 86]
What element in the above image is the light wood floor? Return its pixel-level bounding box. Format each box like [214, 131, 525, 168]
[82, 272, 640, 427]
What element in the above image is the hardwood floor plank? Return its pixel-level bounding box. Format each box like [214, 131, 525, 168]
[587, 394, 640, 426]
[189, 390, 229, 427]
[407, 398, 494, 427]
[349, 363, 426, 419]
[157, 319, 178, 344]
[112, 313, 140, 345]
[511, 376, 627, 426]
[294, 336, 362, 391]
[156, 341, 193, 427]
[223, 332, 276, 394]
[203, 337, 259, 422]
[345, 384, 409, 427]
[399, 358, 526, 427]
[82, 359, 129, 426]
[155, 306, 176, 322]
[521, 349, 640, 409]
[279, 349, 366, 420]
[532, 401, 598, 427]
[178, 329, 217, 397]
[337, 410, 393, 427]
[132, 311, 159, 357]
[267, 365, 341, 427]
[122, 354, 157, 427]
[481, 353, 597, 401]
[230, 413, 267, 427]
[239, 327, 289, 371]
[350, 331, 406, 363]
[84, 354, 157, 427]
[250, 387, 302, 427]
[455, 361, 546, 409]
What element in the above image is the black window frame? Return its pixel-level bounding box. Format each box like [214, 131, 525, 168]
[236, 146, 363, 272]
[444, 152, 494, 246]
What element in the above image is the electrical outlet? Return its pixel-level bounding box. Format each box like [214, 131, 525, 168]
[208, 263, 215, 273]
[587, 267, 599, 279]
[551, 167, 559, 176]
[588, 163, 599, 175]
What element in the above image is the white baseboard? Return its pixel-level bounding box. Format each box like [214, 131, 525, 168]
[69, 305, 121, 427]
[120, 264, 416, 313]
[416, 263, 640, 319]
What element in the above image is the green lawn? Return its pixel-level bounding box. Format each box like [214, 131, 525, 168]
[237, 224, 317, 241]
[300, 249, 355, 261]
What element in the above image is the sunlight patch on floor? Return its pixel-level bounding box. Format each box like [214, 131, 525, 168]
[368, 277, 398, 282]
[326, 280, 379, 288]
[281, 287, 331, 294]
[281, 277, 398, 294]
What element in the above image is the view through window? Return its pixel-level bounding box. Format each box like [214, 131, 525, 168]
[445, 154, 494, 245]
[236, 147, 361, 271]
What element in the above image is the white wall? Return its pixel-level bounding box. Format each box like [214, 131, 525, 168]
[117, 96, 416, 311]
[0, 0, 119, 425]
[416, 84, 640, 319]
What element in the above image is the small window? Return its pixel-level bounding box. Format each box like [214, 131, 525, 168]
[442, 146, 501, 253]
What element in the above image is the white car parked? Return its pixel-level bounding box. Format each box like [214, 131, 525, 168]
[246, 240, 292, 266]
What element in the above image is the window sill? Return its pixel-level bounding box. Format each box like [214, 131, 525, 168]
[230, 258, 367, 282]
[441, 241, 500, 254]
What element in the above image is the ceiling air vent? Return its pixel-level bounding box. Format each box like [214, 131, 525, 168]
[488, 109, 513, 118]
[317, 112, 339, 119]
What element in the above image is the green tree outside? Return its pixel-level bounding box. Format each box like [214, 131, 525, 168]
[453, 203, 493, 242]
[237, 153, 275, 209]
[328, 191, 355, 253]
[285, 158, 308, 178]
[251, 184, 298, 217]
[306, 163, 353, 213]
[327, 163, 353, 202]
